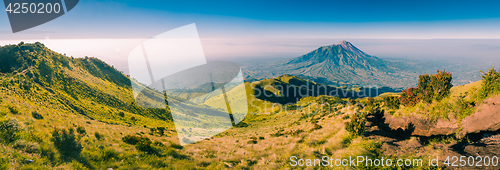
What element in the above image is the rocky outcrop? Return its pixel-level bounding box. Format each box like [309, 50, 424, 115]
[367, 96, 500, 140]
[464, 135, 500, 156]
[459, 96, 500, 138]
[383, 113, 458, 137]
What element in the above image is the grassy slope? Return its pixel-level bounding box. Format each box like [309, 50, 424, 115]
[0, 43, 194, 169]
[184, 96, 383, 169]
[449, 80, 482, 98]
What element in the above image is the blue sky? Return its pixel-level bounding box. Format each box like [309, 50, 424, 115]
[2, 0, 500, 39]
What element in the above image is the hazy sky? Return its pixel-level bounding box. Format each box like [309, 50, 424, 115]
[2, 0, 500, 73]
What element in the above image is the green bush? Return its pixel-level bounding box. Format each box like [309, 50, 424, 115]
[429, 70, 453, 101]
[455, 93, 475, 119]
[247, 140, 257, 144]
[122, 135, 141, 145]
[345, 113, 366, 136]
[95, 132, 104, 140]
[76, 126, 86, 136]
[31, 111, 44, 119]
[0, 117, 22, 143]
[122, 135, 156, 153]
[418, 74, 433, 103]
[7, 105, 19, 114]
[384, 96, 400, 109]
[135, 138, 154, 153]
[479, 67, 500, 99]
[51, 127, 83, 156]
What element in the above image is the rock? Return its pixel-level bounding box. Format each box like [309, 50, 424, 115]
[383, 113, 458, 137]
[464, 135, 500, 157]
[459, 96, 500, 139]
[365, 121, 374, 127]
[394, 137, 422, 149]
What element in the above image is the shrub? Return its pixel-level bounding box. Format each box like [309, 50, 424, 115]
[479, 67, 500, 99]
[118, 112, 125, 117]
[455, 93, 475, 119]
[149, 127, 157, 135]
[399, 87, 420, 106]
[429, 70, 453, 100]
[122, 135, 156, 153]
[247, 140, 257, 144]
[135, 138, 154, 153]
[76, 126, 86, 136]
[95, 132, 104, 140]
[7, 105, 19, 114]
[384, 96, 400, 109]
[345, 113, 366, 136]
[418, 74, 433, 103]
[51, 128, 83, 156]
[0, 117, 22, 143]
[122, 135, 141, 145]
[156, 127, 166, 136]
[100, 148, 119, 162]
[31, 111, 43, 119]
[399, 70, 453, 106]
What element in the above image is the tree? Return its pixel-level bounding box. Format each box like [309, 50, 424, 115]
[429, 70, 453, 101]
[51, 128, 83, 156]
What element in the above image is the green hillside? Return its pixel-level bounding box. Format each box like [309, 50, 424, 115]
[0, 42, 174, 126]
[0, 42, 232, 168]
